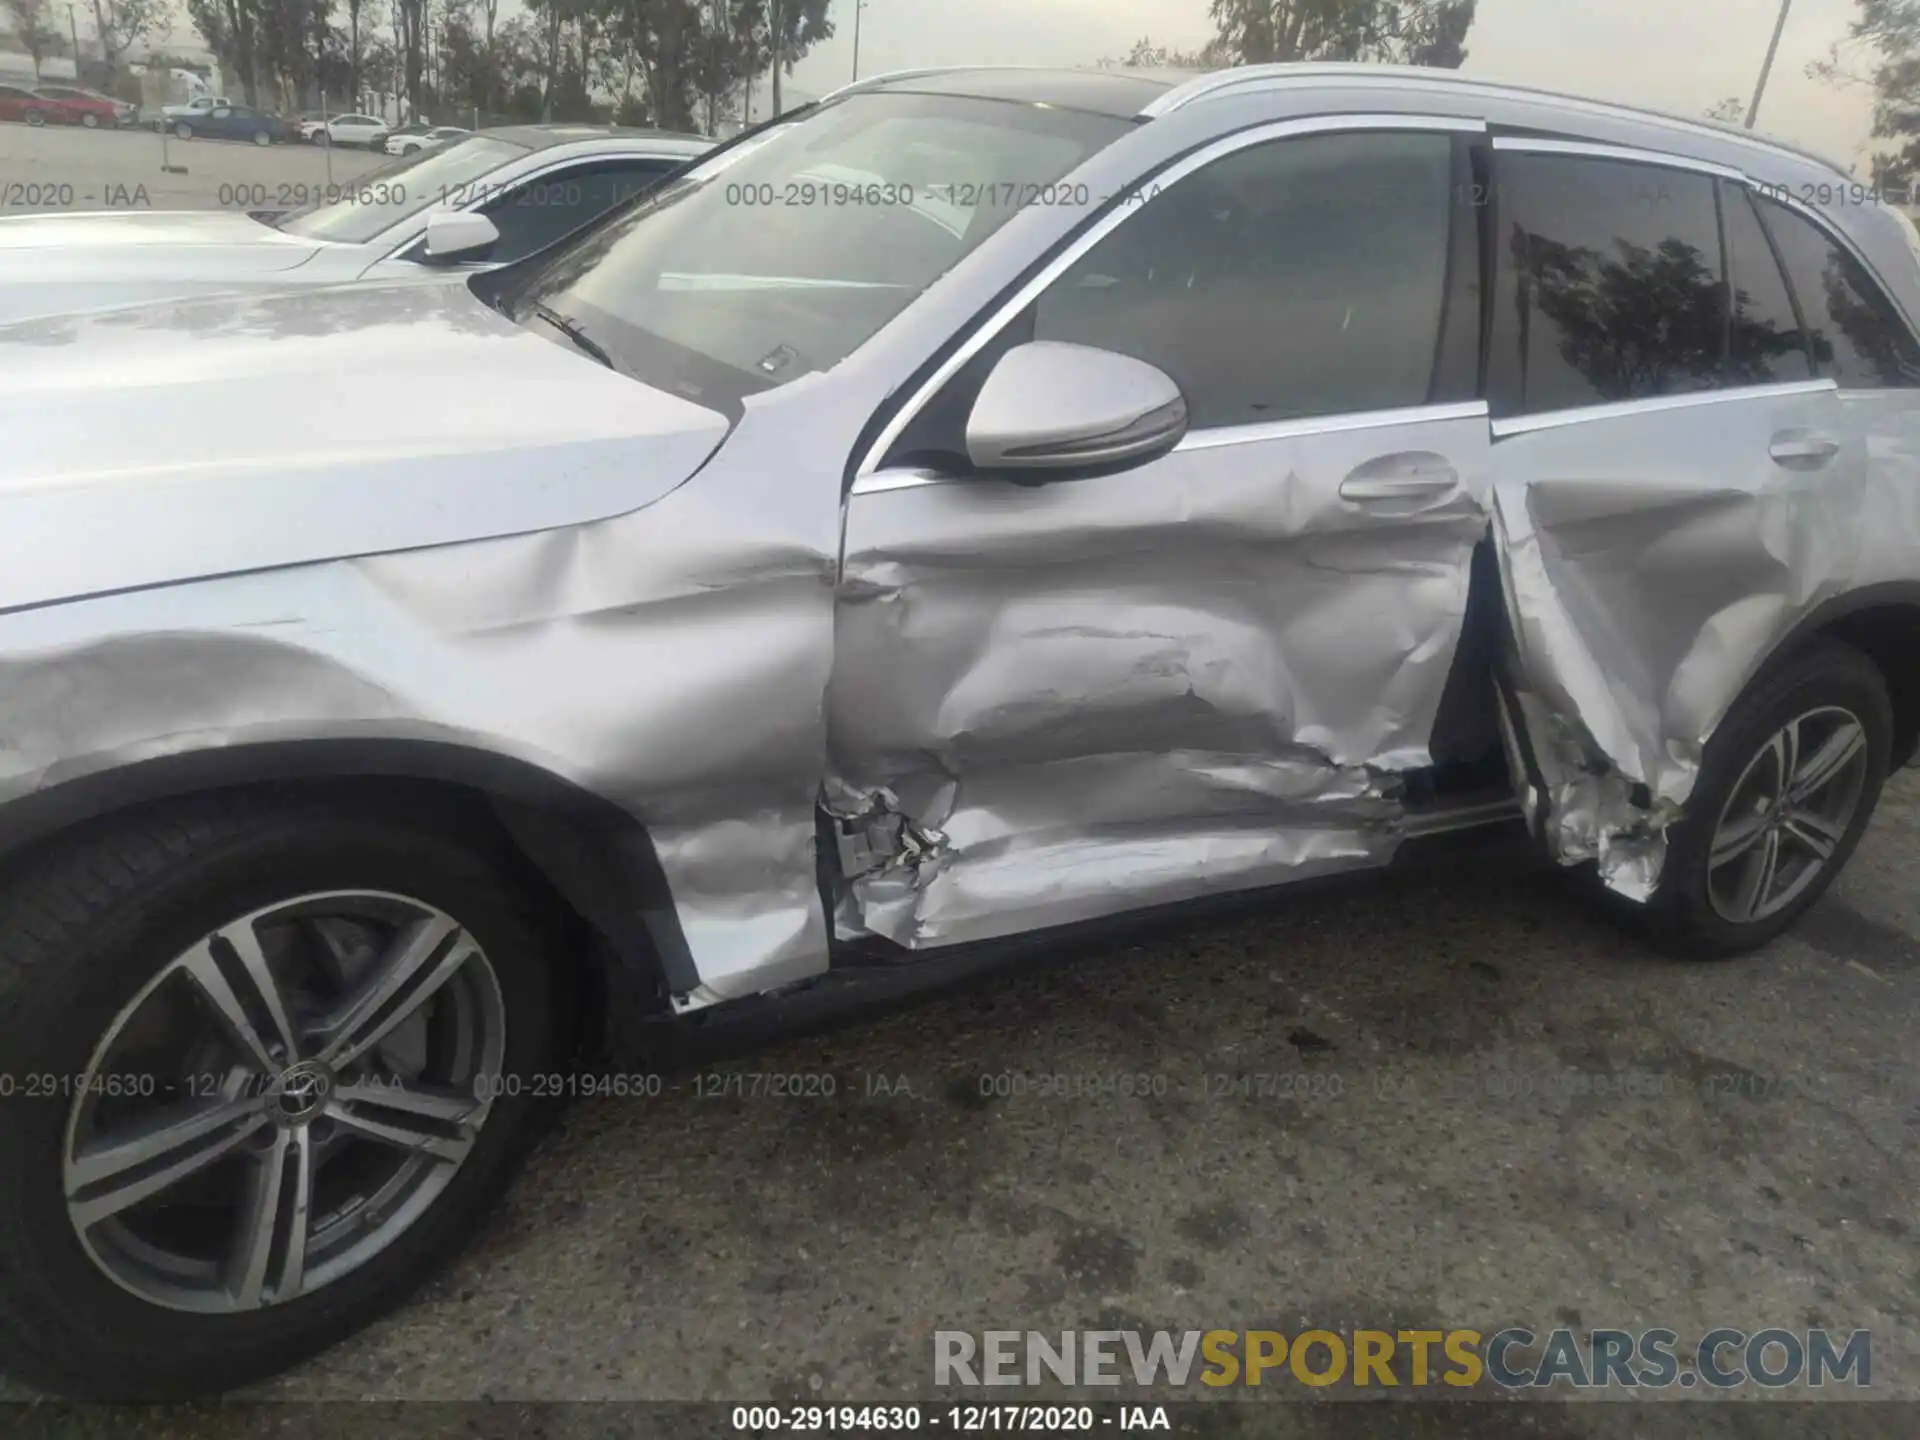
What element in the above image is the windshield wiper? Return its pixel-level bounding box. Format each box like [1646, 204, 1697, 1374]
[524, 300, 615, 370]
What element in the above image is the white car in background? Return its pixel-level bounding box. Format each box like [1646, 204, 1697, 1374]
[388, 124, 469, 155]
[317, 113, 390, 147]
[0, 125, 711, 325]
[154, 94, 229, 129]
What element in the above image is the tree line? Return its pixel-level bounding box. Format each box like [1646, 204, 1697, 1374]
[1, 0, 836, 132]
[1, 0, 1489, 133]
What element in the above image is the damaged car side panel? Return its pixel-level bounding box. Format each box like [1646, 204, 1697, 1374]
[1489, 379, 1860, 895]
[1482, 139, 1920, 897]
[0, 362, 856, 1005]
[829, 406, 1494, 949]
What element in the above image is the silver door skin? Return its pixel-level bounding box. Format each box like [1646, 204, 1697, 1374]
[1486, 140, 1920, 899]
[825, 116, 1495, 950]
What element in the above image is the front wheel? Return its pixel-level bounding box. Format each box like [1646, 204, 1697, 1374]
[24, 109, 45, 127]
[1653, 639, 1892, 958]
[81, 112, 100, 129]
[252, 128, 271, 146]
[172, 121, 193, 140]
[0, 796, 567, 1398]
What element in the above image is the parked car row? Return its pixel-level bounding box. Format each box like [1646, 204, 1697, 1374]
[0, 83, 138, 129]
[0, 63, 1917, 1408]
[0, 124, 713, 323]
[5, 87, 493, 154]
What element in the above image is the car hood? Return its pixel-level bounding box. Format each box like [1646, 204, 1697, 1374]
[0, 275, 732, 611]
[0, 210, 342, 324]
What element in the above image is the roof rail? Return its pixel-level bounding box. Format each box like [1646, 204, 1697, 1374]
[1142, 62, 1853, 178]
[820, 63, 1163, 103]
[820, 66, 979, 102]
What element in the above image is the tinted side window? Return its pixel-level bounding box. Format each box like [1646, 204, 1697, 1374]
[481, 162, 679, 265]
[1723, 184, 1813, 384]
[1756, 196, 1920, 388]
[1491, 153, 1726, 416]
[1032, 130, 1458, 429]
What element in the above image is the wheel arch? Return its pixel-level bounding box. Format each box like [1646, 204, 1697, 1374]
[0, 740, 698, 1049]
[1759, 582, 1920, 771]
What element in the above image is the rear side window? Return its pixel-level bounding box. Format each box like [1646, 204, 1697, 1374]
[1032, 130, 1460, 429]
[1755, 196, 1920, 388]
[1491, 152, 1726, 416]
[1723, 185, 1814, 384]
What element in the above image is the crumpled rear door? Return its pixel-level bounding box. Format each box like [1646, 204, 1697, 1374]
[1482, 139, 1901, 899]
[1489, 378, 1858, 897]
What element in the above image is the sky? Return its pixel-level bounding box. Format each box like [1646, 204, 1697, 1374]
[773, 0, 1889, 173]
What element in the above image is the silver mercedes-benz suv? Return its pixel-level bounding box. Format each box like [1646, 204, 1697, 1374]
[1, 64, 1915, 1398]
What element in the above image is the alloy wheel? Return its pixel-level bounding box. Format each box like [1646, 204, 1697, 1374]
[61, 890, 505, 1314]
[1706, 706, 1870, 925]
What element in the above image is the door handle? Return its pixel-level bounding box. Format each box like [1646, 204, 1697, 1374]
[1339, 452, 1460, 503]
[1768, 431, 1841, 468]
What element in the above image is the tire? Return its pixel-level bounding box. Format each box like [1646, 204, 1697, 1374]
[24, 109, 45, 127]
[252, 128, 271, 146]
[0, 793, 567, 1399]
[173, 122, 193, 140]
[1652, 639, 1892, 958]
[81, 112, 100, 129]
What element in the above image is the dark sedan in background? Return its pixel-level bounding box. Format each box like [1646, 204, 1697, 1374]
[168, 103, 294, 145]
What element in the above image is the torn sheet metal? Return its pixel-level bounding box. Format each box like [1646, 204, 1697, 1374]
[0, 291, 867, 1004]
[1489, 386, 1920, 900]
[827, 407, 1492, 949]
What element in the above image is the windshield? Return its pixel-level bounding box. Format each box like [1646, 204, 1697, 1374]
[500, 92, 1131, 410]
[272, 134, 533, 245]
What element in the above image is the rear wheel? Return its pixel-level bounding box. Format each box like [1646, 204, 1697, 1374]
[81, 112, 100, 129]
[0, 796, 567, 1399]
[24, 109, 45, 127]
[1653, 640, 1892, 957]
[252, 128, 271, 146]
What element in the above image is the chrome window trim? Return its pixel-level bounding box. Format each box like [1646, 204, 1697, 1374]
[1491, 134, 1745, 182]
[1490, 379, 1839, 439]
[1178, 400, 1490, 452]
[848, 401, 1494, 496]
[853, 112, 1488, 486]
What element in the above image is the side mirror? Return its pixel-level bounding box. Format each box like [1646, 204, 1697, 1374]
[964, 341, 1188, 477]
[421, 210, 500, 264]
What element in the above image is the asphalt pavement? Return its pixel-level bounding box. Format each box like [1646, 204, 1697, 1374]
[0, 119, 384, 213]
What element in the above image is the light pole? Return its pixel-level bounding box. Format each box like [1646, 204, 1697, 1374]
[66, 4, 80, 85]
[1745, 0, 1793, 129]
[852, 0, 864, 83]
